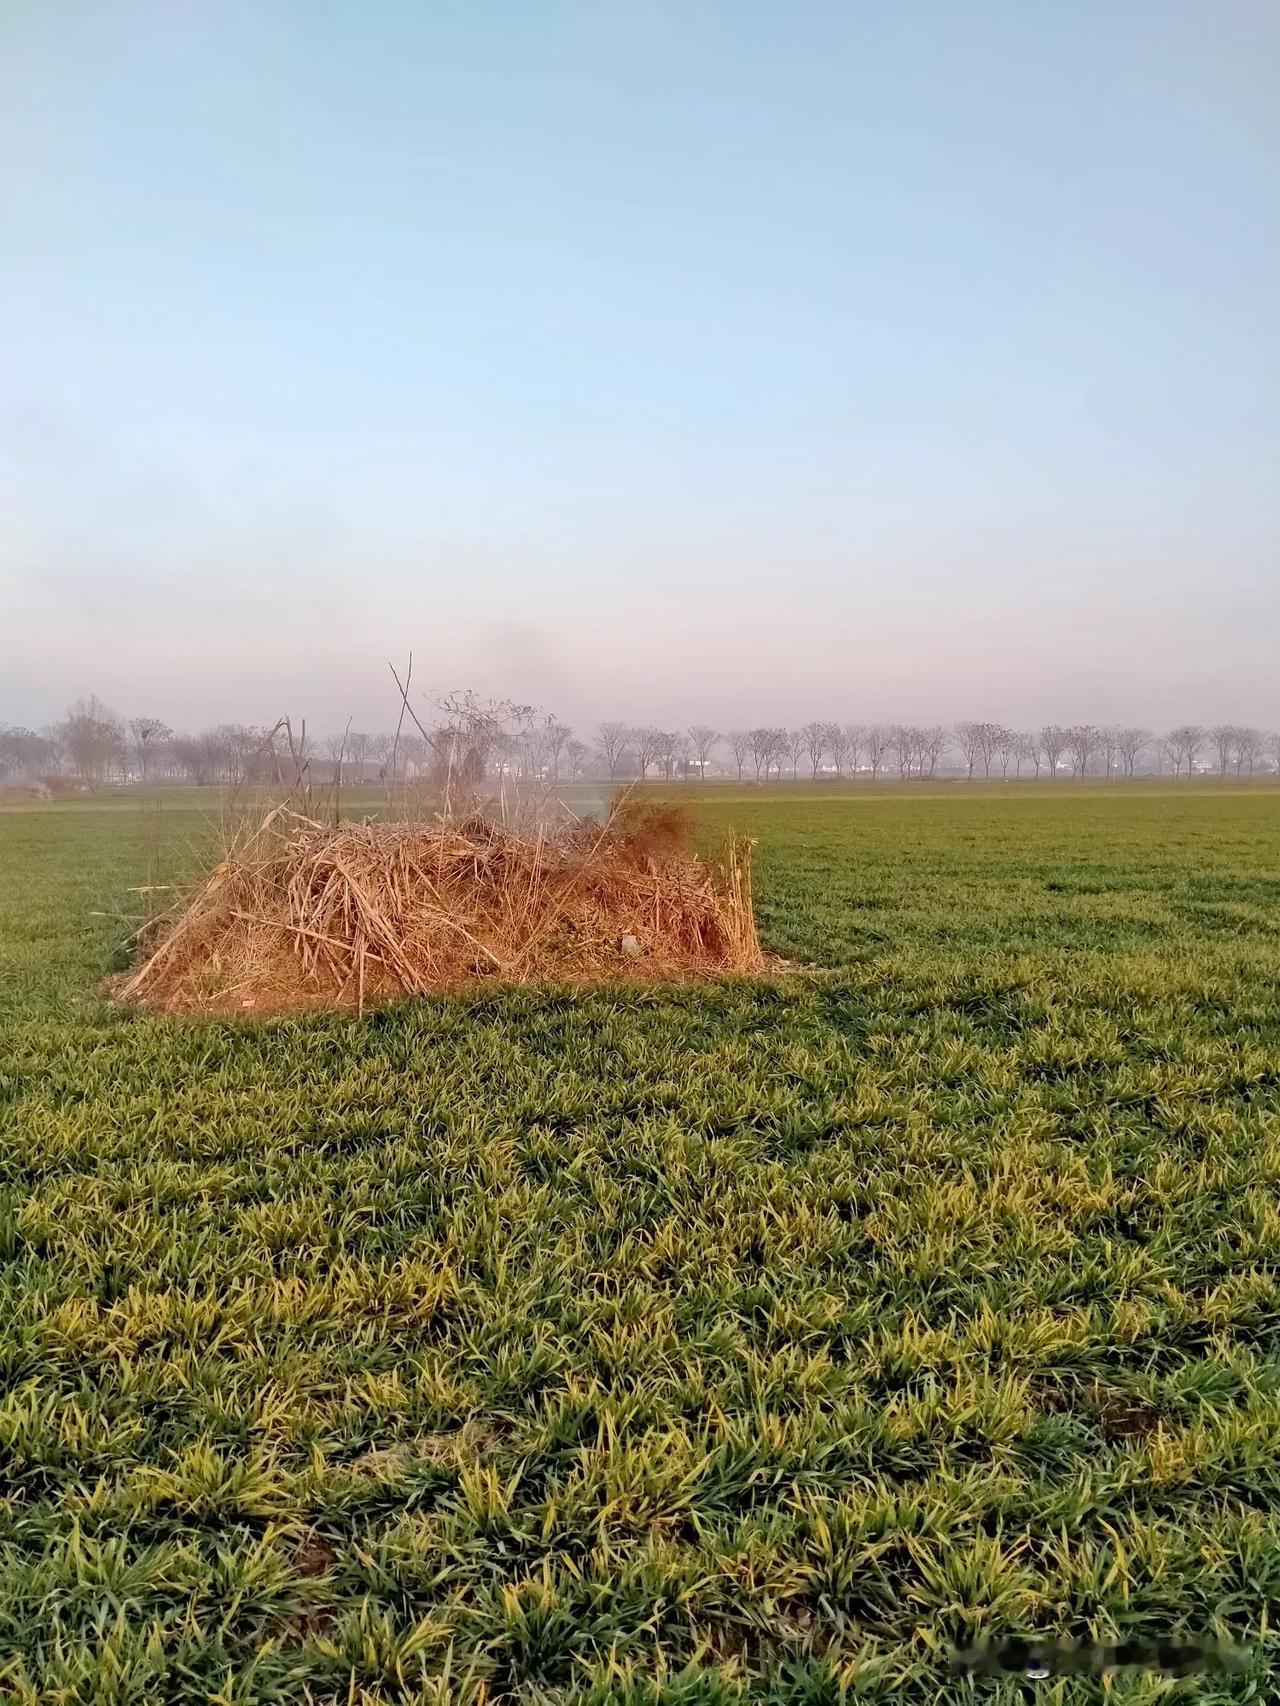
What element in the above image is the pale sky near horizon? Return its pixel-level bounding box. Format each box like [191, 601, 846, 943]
[2, 1, 1277, 738]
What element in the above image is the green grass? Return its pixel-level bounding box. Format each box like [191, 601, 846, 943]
[2, 783, 1280, 1703]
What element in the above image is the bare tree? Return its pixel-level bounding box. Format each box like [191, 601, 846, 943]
[595, 721, 630, 781]
[204, 725, 234, 785]
[654, 730, 682, 780]
[1114, 727, 1149, 778]
[748, 727, 774, 781]
[993, 725, 1017, 779]
[784, 728, 806, 780]
[171, 735, 204, 785]
[126, 717, 171, 784]
[799, 720, 828, 779]
[778, 726, 798, 781]
[342, 730, 373, 782]
[772, 727, 790, 779]
[0, 725, 56, 779]
[511, 707, 570, 786]
[826, 722, 850, 776]
[367, 732, 394, 781]
[752, 727, 789, 780]
[277, 718, 312, 788]
[727, 730, 751, 783]
[543, 718, 573, 781]
[517, 717, 548, 781]
[843, 723, 865, 776]
[323, 731, 349, 784]
[252, 721, 287, 788]
[60, 696, 124, 786]
[920, 725, 949, 777]
[687, 725, 719, 778]
[1065, 724, 1101, 778]
[173, 727, 227, 786]
[399, 733, 432, 778]
[1039, 725, 1069, 779]
[41, 725, 67, 775]
[1017, 730, 1044, 777]
[1232, 726, 1262, 776]
[1164, 724, 1205, 778]
[1209, 724, 1237, 778]
[887, 723, 914, 779]
[485, 726, 516, 783]
[631, 725, 663, 779]
[565, 738, 590, 779]
[863, 723, 891, 779]
[953, 721, 982, 781]
[974, 721, 1005, 779]
[771, 727, 789, 779]
[220, 724, 274, 787]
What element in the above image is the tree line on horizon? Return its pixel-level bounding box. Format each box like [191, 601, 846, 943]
[594, 720, 1277, 781]
[2, 699, 1278, 791]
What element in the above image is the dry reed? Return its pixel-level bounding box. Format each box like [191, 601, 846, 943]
[117, 802, 763, 1015]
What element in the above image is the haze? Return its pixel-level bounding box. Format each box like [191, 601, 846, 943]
[2, 0, 1278, 735]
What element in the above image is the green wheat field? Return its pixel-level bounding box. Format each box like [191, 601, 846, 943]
[3, 782, 1280, 1704]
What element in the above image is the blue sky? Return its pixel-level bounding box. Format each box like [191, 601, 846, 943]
[2, 0, 1277, 735]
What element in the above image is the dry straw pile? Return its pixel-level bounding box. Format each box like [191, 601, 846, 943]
[117, 800, 763, 1015]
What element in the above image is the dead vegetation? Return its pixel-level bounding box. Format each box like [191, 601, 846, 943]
[116, 798, 764, 1015]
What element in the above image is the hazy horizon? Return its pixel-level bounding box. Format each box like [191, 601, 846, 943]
[6, 670, 1280, 752]
[3, 2, 1278, 735]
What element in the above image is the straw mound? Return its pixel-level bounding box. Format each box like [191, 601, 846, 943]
[117, 806, 764, 1015]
